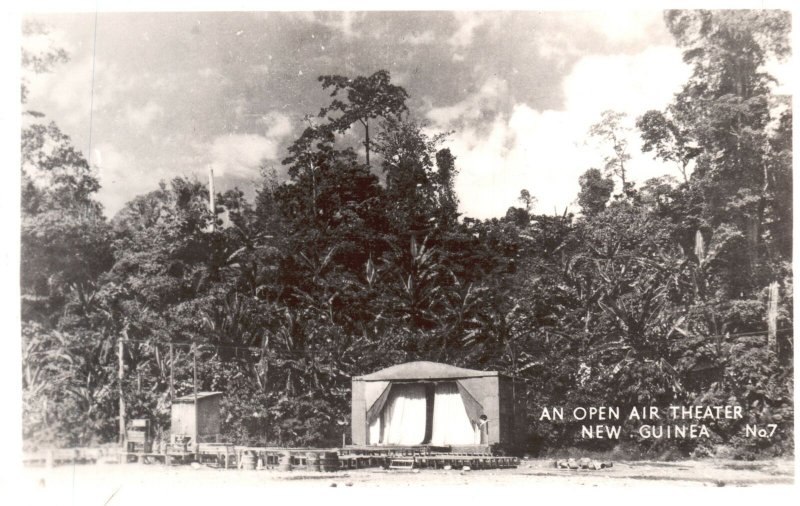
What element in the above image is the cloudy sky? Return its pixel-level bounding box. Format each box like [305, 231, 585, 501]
[23, 10, 701, 219]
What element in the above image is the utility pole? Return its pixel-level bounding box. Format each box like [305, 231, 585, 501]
[118, 333, 126, 445]
[268, 333, 269, 446]
[193, 342, 199, 453]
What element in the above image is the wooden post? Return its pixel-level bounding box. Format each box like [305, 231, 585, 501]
[169, 343, 174, 401]
[118, 337, 126, 446]
[262, 333, 269, 447]
[767, 281, 779, 351]
[193, 343, 198, 453]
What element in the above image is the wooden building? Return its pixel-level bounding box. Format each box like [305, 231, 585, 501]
[171, 391, 222, 444]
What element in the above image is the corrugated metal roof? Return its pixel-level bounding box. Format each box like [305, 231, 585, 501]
[354, 361, 499, 381]
[173, 391, 223, 402]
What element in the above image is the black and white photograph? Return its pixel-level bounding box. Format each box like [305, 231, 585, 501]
[6, 2, 797, 502]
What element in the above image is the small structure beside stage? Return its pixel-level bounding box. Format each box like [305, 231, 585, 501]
[351, 361, 517, 453]
[171, 391, 222, 444]
[126, 419, 152, 452]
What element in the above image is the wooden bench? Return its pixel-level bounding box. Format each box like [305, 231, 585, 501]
[388, 458, 415, 470]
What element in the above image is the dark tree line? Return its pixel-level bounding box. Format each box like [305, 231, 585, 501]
[21, 11, 792, 459]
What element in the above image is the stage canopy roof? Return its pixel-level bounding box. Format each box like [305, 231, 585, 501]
[354, 361, 501, 382]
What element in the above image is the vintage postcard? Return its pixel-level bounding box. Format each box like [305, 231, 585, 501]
[11, 3, 796, 502]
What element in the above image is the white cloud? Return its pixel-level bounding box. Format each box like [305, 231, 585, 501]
[125, 100, 164, 130]
[94, 109, 294, 215]
[92, 142, 166, 217]
[537, 31, 579, 61]
[250, 64, 270, 74]
[26, 56, 133, 127]
[563, 45, 690, 122]
[405, 30, 436, 45]
[317, 12, 365, 39]
[21, 25, 73, 62]
[208, 134, 281, 179]
[536, 12, 665, 65]
[258, 111, 293, 139]
[581, 11, 663, 44]
[763, 56, 793, 95]
[428, 45, 690, 219]
[198, 67, 219, 78]
[448, 12, 487, 48]
[427, 77, 508, 127]
[203, 110, 296, 178]
[339, 12, 364, 39]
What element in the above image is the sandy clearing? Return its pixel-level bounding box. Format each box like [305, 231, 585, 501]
[12, 458, 794, 505]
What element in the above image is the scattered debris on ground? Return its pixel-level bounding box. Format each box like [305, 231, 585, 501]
[554, 458, 613, 470]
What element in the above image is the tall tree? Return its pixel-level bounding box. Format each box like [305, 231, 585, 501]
[577, 168, 614, 216]
[518, 189, 534, 212]
[374, 117, 450, 236]
[589, 110, 633, 195]
[650, 10, 792, 288]
[637, 110, 699, 183]
[434, 148, 460, 231]
[318, 70, 409, 167]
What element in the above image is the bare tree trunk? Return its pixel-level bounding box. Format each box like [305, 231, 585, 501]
[584, 308, 592, 333]
[363, 119, 370, 167]
[309, 158, 317, 217]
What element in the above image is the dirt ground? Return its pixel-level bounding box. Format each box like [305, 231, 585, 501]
[11, 458, 795, 505]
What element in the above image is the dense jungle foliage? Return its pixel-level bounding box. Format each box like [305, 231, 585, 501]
[21, 11, 793, 459]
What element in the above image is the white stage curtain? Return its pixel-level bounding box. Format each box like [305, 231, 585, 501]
[368, 415, 381, 445]
[365, 381, 391, 417]
[430, 382, 478, 445]
[378, 383, 428, 445]
[366, 383, 392, 445]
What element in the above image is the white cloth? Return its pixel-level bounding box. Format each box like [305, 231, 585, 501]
[378, 383, 428, 445]
[366, 382, 391, 445]
[364, 381, 390, 413]
[430, 382, 478, 445]
[368, 412, 381, 444]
